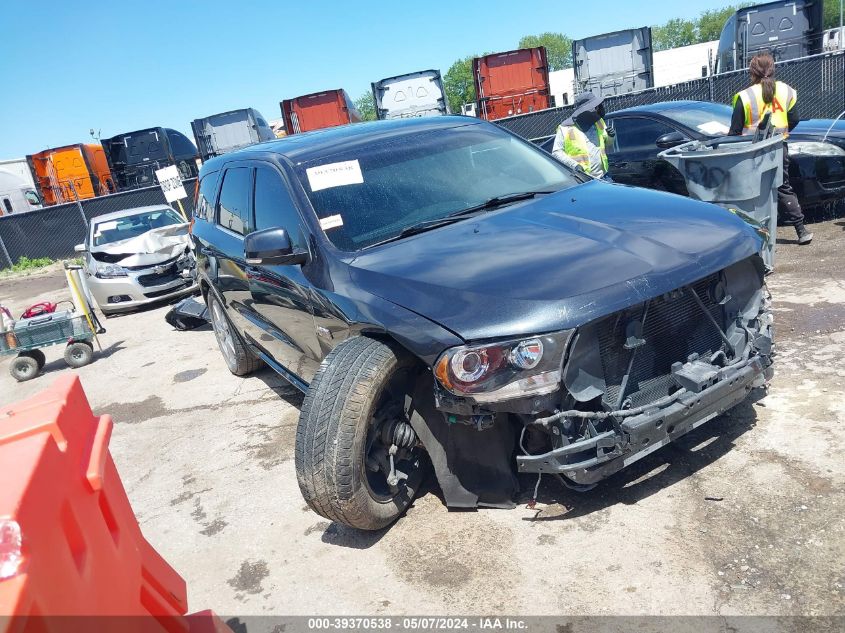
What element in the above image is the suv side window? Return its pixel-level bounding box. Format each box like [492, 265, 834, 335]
[217, 167, 252, 235]
[612, 117, 676, 152]
[195, 170, 221, 221]
[253, 165, 304, 248]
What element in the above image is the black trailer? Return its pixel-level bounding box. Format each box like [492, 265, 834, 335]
[101, 128, 199, 192]
[715, 0, 824, 73]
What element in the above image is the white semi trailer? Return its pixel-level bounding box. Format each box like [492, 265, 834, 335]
[372, 69, 450, 119]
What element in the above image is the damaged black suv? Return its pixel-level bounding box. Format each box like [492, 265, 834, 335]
[191, 116, 773, 530]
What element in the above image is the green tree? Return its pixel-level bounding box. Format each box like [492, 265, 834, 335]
[823, 0, 843, 30]
[355, 91, 376, 121]
[443, 55, 476, 114]
[697, 6, 737, 41]
[518, 32, 573, 70]
[652, 18, 697, 51]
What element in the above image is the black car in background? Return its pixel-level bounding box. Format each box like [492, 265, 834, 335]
[192, 116, 773, 530]
[540, 101, 845, 210]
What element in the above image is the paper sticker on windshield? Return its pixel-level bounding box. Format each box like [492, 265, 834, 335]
[697, 121, 729, 135]
[306, 160, 363, 192]
[96, 220, 117, 232]
[319, 214, 344, 230]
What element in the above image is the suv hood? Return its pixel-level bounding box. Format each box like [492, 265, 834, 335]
[346, 181, 761, 341]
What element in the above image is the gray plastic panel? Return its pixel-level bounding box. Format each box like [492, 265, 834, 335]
[659, 135, 783, 269]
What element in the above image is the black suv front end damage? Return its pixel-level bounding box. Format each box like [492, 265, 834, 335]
[428, 256, 772, 501]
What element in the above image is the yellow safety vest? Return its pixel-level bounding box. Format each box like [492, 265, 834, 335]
[732, 81, 797, 136]
[557, 119, 609, 173]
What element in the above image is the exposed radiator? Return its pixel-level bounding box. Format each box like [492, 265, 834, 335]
[597, 274, 726, 410]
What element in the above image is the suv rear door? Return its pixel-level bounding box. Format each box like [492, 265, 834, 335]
[212, 163, 255, 336]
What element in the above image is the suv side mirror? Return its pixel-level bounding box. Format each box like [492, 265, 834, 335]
[656, 131, 689, 149]
[74, 243, 87, 253]
[244, 227, 308, 266]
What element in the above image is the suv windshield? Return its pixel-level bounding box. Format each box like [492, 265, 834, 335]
[92, 208, 184, 247]
[663, 102, 733, 136]
[296, 124, 581, 250]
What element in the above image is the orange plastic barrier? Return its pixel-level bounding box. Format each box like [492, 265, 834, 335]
[0, 376, 231, 633]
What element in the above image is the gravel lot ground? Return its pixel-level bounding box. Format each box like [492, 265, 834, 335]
[1, 216, 843, 619]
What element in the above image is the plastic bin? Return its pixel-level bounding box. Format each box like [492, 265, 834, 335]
[659, 134, 783, 269]
[13, 311, 76, 347]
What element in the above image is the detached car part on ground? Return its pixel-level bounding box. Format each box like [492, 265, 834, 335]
[192, 117, 774, 530]
[75, 205, 198, 315]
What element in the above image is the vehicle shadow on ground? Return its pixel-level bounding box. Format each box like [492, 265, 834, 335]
[102, 291, 201, 320]
[253, 367, 304, 409]
[314, 476, 445, 550]
[519, 390, 764, 523]
[320, 521, 391, 549]
[33, 339, 127, 379]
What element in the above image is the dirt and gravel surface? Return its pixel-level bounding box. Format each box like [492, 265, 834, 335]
[1, 217, 843, 619]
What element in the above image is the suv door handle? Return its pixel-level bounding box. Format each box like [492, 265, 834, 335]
[611, 162, 627, 169]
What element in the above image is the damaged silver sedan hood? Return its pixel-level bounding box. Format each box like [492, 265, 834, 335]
[90, 223, 191, 267]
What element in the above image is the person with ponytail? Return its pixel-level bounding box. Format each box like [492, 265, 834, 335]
[729, 52, 813, 245]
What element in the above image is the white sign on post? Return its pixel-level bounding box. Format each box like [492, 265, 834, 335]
[155, 165, 187, 203]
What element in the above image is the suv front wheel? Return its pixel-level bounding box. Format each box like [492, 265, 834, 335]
[295, 336, 427, 530]
[208, 292, 262, 376]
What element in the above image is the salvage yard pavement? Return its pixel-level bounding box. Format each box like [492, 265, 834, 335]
[1, 217, 843, 617]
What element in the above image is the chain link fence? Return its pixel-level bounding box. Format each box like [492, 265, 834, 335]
[0, 178, 197, 269]
[495, 51, 845, 143]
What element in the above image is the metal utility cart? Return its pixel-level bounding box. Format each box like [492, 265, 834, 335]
[658, 124, 783, 270]
[1, 312, 96, 381]
[1, 263, 104, 382]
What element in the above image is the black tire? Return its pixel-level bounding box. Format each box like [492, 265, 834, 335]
[20, 349, 46, 370]
[10, 355, 39, 382]
[64, 341, 94, 368]
[207, 292, 262, 376]
[295, 336, 426, 530]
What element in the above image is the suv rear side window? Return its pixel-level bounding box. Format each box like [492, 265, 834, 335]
[254, 166, 304, 248]
[195, 170, 221, 221]
[217, 167, 252, 235]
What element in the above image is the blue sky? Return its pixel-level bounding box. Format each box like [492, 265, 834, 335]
[1, 0, 722, 157]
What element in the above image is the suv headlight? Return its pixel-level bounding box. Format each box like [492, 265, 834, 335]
[95, 263, 129, 278]
[434, 330, 573, 403]
[789, 141, 845, 156]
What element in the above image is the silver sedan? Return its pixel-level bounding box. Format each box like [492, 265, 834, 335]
[75, 205, 198, 315]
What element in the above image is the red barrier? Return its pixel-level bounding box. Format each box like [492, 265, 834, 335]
[0, 376, 231, 633]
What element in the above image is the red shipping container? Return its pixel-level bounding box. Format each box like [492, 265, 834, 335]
[472, 47, 552, 121]
[280, 89, 362, 134]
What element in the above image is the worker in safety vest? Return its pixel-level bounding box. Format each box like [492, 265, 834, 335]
[552, 91, 612, 180]
[729, 52, 813, 245]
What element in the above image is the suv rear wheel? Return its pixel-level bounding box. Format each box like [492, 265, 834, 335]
[295, 336, 427, 530]
[208, 293, 262, 376]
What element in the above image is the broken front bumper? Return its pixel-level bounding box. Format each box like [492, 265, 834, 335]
[516, 355, 769, 485]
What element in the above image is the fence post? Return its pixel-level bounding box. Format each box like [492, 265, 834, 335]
[68, 180, 88, 230]
[707, 48, 715, 102]
[0, 233, 13, 269]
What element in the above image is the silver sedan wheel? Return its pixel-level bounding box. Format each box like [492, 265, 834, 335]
[210, 297, 237, 370]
